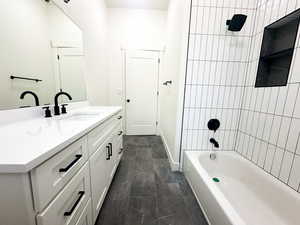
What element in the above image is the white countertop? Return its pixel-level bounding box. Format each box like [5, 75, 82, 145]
[0, 106, 122, 173]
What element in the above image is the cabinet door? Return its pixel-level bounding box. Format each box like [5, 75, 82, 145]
[89, 141, 111, 223]
[108, 126, 123, 180]
[75, 200, 92, 225]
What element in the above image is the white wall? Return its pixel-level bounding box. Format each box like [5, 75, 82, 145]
[107, 8, 167, 106]
[48, 2, 83, 48]
[159, 0, 191, 169]
[53, 0, 109, 105]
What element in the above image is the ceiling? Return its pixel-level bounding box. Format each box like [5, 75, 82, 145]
[105, 0, 170, 10]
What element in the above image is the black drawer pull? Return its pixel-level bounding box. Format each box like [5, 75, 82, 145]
[106, 146, 110, 160]
[59, 155, 82, 172]
[108, 143, 113, 157]
[118, 116, 122, 120]
[64, 191, 85, 216]
[118, 131, 123, 136]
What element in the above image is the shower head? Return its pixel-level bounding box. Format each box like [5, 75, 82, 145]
[226, 14, 247, 31]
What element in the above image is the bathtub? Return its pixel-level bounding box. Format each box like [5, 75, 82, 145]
[183, 151, 300, 225]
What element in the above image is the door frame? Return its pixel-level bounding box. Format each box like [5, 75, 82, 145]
[122, 49, 162, 136]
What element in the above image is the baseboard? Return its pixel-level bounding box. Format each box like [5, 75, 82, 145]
[159, 130, 180, 171]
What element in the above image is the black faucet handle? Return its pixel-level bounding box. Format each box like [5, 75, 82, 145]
[42, 106, 52, 118]
[61, 104, 69, 114]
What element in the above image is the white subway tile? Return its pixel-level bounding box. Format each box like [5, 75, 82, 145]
[257, 113, 267, 139]
[288, 155, 300, 190]
[263, 114, 273, 140]
[286, 118, 300, 153]
[290, 49, 300, 83]
[277, 117, 292, 149]
[283, 84, 299, 117]
[268, 87, 279, 113]
[293, 88, 300, 118]
[275, 87, 288, 115]
[258, 141, 268, 167]
[264, 144, 276, 172]
[271, 147, 284, 177]
[261, 88, 271, 113]
[279, 151, 294, 183]
[269, 115, 281, 145]
[253, 140, 262, 163]
[287, 0, 297, 14]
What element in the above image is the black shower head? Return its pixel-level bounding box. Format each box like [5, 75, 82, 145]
[226, 14, 247, 31]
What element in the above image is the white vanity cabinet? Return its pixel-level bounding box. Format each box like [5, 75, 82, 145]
[89, 120, 123, 222]
[0, 109, 123, 225]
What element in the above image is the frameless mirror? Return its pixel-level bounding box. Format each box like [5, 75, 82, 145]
[0, 0, 87, 110]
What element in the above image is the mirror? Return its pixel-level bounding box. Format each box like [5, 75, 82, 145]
[0, 0, 87, 110]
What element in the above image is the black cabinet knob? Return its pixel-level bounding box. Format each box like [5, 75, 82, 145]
[126, 99, 130, 103]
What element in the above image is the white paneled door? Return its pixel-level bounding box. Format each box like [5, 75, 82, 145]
[55, 48, 86, 102]
[125, 50, 160, 135]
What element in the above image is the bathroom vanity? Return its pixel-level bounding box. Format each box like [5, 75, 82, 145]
[0, 106, 123, 225]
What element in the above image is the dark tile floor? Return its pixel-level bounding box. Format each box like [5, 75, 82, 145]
[96, 135, 208, 225]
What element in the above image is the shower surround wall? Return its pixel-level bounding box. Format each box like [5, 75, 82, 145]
[182, 0, 256, 151]
[183, 0, 300, 193]
[237, 0, 300, 192]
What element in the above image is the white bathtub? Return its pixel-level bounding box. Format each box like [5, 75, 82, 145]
[183, 151, 300, 225]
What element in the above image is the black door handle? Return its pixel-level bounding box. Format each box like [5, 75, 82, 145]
[126, 99, 130, 103]
[108, 143, 113, 157]
[64, 191, 85, 216]
[118, 131, 123, 136]
[59, 155, 82, 172]
[106, 146, 110, 160]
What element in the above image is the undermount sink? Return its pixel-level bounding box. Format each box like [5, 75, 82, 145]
[58, 111, 103, 121]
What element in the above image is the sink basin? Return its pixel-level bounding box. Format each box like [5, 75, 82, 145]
[58, 112, 101, 122]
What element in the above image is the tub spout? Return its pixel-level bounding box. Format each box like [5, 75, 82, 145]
[210, 138, 219, 148]
[210, 153, 216, 160]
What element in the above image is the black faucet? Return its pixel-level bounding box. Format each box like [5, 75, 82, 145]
[210, 138, 219, 148]
[20, 91, 40, 106]
[54, 91, 72, 115]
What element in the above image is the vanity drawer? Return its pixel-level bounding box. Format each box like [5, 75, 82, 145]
[31, 137, 88, 212]
[88, 111, 123, 156]
[37, 163, 91, 225]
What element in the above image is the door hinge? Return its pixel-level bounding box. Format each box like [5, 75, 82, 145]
[57, 54, 60, 60]
[158, 58, 161, 64]
[157, 91, 159, 96]
[156, 121, 158, 126]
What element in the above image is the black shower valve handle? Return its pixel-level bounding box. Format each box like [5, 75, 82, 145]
[207, 119, 220, 132]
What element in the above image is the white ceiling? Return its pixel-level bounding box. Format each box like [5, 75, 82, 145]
[105, 0, 170, 10]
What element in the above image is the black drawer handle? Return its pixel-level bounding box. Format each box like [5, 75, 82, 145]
[106, 146, 110, 160]
[118, 116, 122, 120]
[64, 191, 85, 216]
[118, 131, 123, 136]
[59, 155, 82, 173]
[108, 143, 113, 157]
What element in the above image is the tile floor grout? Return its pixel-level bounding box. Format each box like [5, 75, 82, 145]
[96, 135, 208, 225]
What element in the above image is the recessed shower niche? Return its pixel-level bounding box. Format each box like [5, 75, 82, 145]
[255, 9, 300, 87]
